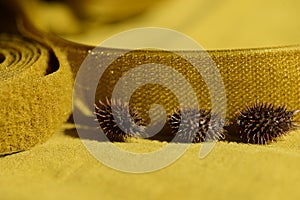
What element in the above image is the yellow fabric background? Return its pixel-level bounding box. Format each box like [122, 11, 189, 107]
[61, 0, 300, 49]
[2, 126, 300, 200]
[2, 0, 300, 199]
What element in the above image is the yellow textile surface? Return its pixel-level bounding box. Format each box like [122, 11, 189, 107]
[2, 0, 300, 199]
[2, 127, 300, 200]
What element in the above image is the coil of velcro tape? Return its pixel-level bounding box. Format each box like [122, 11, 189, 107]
[0, 34, 73, 155]
[2, 27, 300, 154]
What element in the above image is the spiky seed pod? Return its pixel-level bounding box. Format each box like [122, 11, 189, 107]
[205, 114, 226, 142]
[169, 108, 225, 143]
[94, 98, 145, 142]
[237, 102, 299, 144]
[169, 109, 201, 143]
